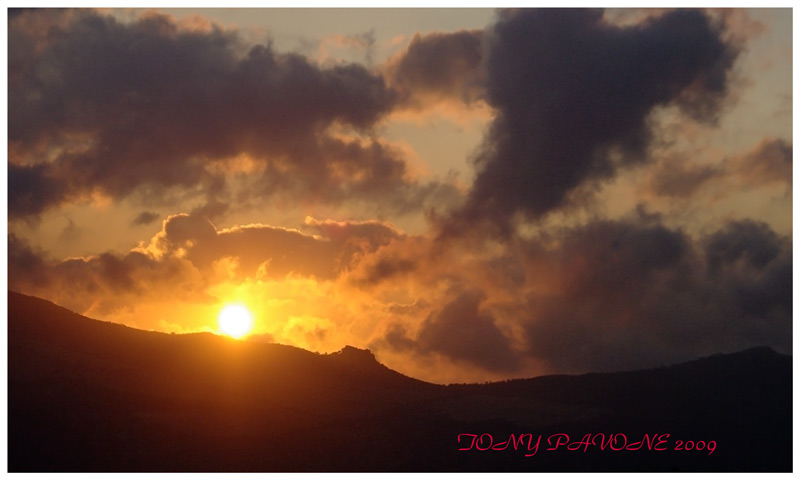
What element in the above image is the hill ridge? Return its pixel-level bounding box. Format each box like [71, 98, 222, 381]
[8, 290, 789, 387]
[8, 290, 792, 472]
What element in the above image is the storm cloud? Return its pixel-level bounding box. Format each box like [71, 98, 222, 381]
[441, 9, 740, 236]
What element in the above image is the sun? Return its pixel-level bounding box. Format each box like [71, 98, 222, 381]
[217, 304, 254, 339]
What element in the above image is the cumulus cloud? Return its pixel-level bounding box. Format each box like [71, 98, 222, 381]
[138, 213, 407, 281]
[145, 214, 338, 279]
[8, 9, 454, 220]
[439, 8, 740, 237]
[8, 213, 409, 315]
[383, 29, 485, 108]
[9, 233, 207, 316]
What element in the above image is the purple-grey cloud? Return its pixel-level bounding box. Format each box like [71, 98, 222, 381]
[439, 9, 740, 237]
[9, 9, 454, 220]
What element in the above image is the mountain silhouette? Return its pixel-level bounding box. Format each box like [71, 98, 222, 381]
[8, 291, 791, 472]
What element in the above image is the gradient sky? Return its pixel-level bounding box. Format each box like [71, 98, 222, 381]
[6, 8, 793, 383]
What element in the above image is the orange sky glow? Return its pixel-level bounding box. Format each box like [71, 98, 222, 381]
[6, 8, 793, 383]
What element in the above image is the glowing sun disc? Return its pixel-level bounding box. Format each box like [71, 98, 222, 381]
[218, 304, 254, 339]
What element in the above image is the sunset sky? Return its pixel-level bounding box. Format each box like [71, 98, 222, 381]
[6, 8, 793, 383]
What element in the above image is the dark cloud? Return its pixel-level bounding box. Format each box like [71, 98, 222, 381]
[341, 233, 432, 288]
[143, 214, 407, 282]
[8, 212, 791, 376]
[304, 217, 408, 271]
[519, 216, 791, 374]
[7, 213, 409, 315]
[439, 8, 740, 237]
[305, 217, 403, 246]
[187, 174, 230, 221]
[131, 211, 160, 226]
[8, 232, 203, 315]
[95, 253, 137, 291]
[354, 257, 417, 287]
[705, 220, 784, 273]
[703, 219, 792, 323]
[6, 9, 789, 382]
[248, 136, 407, 205]
[384, 29, 485, 107]
[383, 323, 418, 352]
[8, 9, 449, 219]
[8, 234, 52, 289]
[8, 163, 70, 221]
[190, 199, 230, 221]
[384, 290, 519, 372]
[373, 213, 791, 377]
[146, 214, 336, 280]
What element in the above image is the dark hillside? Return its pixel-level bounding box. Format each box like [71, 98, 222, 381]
[8, 291, 791, 472]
